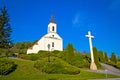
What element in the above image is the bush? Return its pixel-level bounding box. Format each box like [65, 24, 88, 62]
[116, 62, 120, 69]
[18, 51, 49, 61]
[38, 50, 61, 58]
[34, 57, 80, 74]
[72, 54, 90, 68]
[107, 61, 116, 67]
[17, 54, 39, 61]
[18, 51, 61, 61]
[0, 58, 17, 75]
[107, 61, 120, 70]
[59, 52, 90, 68]
[51, 50, 61, 57]
[38, 51, 48, 58]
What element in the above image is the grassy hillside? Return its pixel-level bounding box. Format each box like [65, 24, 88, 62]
[0, 58, 119, 80]
[17, 50, 91, 68]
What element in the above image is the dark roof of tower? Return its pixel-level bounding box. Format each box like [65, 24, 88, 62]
[50, 15, 55, 23]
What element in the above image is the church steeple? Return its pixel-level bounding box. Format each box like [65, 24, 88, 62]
[48, 15, 57, 33]
[50, 15, 55, 23]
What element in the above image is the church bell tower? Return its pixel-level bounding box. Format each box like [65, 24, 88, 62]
[48, 15, 57, 33]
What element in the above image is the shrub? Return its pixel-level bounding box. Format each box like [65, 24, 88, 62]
[0, 58, 17, 75]
[51, 50, 61, 57]
[107, 61, 116, 67]
[34, 57, 80, 74]
[38, 51, 48, 58]
[59, 51, 90, 68]
[28, 54, 39, 61]
[116, 62, 120, 69]
[72, 54, 90, 68]
[38, 50, 60, 58]
[18, 51, 50, 61]
[18, 51, 61, 61]
[17, 54, 39, 61]
[107, 61, 120, 70]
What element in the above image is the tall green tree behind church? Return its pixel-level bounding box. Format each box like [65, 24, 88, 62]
[0, 6, 12, 48]
[110, 52, 117, 64]
[93, 47, 101, 68]
[65, 43, 75, 64]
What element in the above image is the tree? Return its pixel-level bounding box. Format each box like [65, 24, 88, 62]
[13, 42, 33, 49]
[110, 52, 117, 64]
[117, 56, 120, 61]
[0, 6, 12, 48]
[65, 43, 75, 64]
[98, 50, 105, 63]
[104, 52, 108, 63]
[93, 47, 101, 68]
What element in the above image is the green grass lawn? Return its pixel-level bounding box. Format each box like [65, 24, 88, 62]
[0, 58, 119, 80]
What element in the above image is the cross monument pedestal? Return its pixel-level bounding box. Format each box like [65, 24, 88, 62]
[86, 31, 97, 70]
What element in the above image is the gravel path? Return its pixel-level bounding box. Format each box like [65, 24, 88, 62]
[89, 63, 120, 76]
[88, 63, 120, 80]
[100, 63, 120, 76]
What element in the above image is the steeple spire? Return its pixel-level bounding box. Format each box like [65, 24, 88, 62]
[50, 15, 55, 23]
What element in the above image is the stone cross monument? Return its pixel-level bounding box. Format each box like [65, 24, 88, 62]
[86, 31, 97, 70]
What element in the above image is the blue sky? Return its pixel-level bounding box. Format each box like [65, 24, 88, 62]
[0, 0, 120, 56]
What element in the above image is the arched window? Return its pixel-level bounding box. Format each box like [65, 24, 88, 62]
[52, 26, 54, 31]
[52, 42, 54, 47]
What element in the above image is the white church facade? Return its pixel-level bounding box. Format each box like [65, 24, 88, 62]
[27, 16, 63, 54]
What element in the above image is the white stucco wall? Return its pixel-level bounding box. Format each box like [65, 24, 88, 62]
[27, 33, 63, 54]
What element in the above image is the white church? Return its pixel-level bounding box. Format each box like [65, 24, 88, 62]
[27, 16, 63, 54]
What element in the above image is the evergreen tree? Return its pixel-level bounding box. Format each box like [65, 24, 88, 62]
[98, 50, 105, 63]
[93, 47, 101, 68]
[65, 43, 75, 64]
[117, 56, 120, 61]
[0, 6, 12, 48]
[104, 52, 108, 63]
[110, 52, 117, 64]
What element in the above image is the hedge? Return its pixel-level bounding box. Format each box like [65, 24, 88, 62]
[0, 58, 17, 75]
[34, 57, 80, 74]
